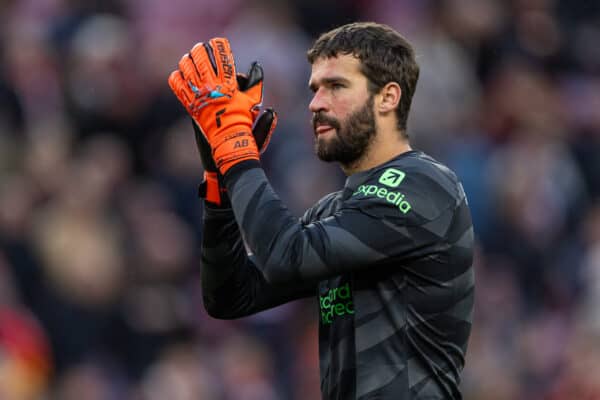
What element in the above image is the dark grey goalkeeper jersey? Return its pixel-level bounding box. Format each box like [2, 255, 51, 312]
[201, 150, 475, 400]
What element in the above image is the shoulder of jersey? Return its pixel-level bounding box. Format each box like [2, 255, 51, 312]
[301, 190, 342, 224]
[348, 154, 461, 222]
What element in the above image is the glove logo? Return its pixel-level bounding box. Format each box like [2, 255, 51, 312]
[215, 108, 226, 128]
[233, 139, 249, 148]
[209, 89, 227, 99]
[216, 41, 233, 80]
[189, 82, 202, 95]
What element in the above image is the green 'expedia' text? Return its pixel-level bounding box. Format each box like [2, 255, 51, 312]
[352, 184, 412, 214]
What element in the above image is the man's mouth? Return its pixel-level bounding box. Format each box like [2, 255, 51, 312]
[315, 124, 335, 135]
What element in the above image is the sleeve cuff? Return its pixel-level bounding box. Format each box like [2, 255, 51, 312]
[223, 160, 261, 188]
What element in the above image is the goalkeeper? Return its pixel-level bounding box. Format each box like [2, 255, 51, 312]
[168, 22, 475, 400]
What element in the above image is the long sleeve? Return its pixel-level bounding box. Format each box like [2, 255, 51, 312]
[200, 205, 314, 319]
[223, 159, 473, 286]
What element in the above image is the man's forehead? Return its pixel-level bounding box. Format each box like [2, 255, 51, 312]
[309, 54, 362, 83]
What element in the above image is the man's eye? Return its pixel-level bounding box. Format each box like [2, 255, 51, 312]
[332, 83, 344, 90]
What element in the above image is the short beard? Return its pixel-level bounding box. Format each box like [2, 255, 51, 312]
[313, 95, 376, 167]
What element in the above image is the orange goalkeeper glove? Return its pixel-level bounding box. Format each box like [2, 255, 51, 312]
[195, 106, 277, 206]
[168, 37, 261, 175]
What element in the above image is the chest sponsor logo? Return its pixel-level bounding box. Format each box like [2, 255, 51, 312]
[379, 168, 405, 188]
[352, 184, 412, 214]
[319, 283, 354, 325]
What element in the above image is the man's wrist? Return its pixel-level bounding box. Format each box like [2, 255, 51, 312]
[213, 128, 260, 174]
[223, 159, 261, 189]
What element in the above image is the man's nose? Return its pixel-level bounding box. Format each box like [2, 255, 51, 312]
[309, 89, 328, 113]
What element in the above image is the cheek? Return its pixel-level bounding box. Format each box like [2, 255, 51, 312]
[333, 90, 369, 118]
[332, 96, 358, 120]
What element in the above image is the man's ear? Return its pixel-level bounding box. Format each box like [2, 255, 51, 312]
[377, 82, 401, 113]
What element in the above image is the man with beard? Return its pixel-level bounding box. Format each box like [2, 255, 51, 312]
[168, 22, 474, 400]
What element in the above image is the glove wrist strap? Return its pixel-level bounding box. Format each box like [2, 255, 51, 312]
[199, 172, 224, 205]
[212, 129, 260, 174]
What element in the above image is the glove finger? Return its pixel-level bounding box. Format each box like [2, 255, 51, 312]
[168, 69, 193, 107]
[236, 72, 249, 90]
[243, 62, 264, 106]
[237, 62, 263, 90]
[178, 52, 202, 86]
[196, 38, 237, 93]
[189, 41, 218, 83]
[253, 108, 277, 153]
[245, 62, 264, 89]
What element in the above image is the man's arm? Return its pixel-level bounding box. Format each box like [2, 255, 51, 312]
[200, 205, 316, 319]
[170, 51, 307, 318]
[224, 163, 472, 285]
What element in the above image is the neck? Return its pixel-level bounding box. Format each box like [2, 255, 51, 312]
[340, 131, 412, 175]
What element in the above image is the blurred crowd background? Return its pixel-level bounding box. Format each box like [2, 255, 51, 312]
[0, 0, 599, 399]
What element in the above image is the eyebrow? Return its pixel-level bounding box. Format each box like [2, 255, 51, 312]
[309, 76, 351, 92]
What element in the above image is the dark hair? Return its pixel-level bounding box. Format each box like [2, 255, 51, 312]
[307, 22, 419, 134]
